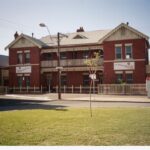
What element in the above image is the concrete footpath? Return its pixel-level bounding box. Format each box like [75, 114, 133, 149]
[0, 93, 150, 103]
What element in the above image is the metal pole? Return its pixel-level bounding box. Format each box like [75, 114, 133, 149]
[57, 32, 61, 100]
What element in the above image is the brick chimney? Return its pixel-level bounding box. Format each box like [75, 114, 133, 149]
[76, 27, 84, 32]
[14, 31, 19, 39]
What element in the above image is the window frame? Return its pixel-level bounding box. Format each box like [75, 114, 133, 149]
[60, 52, 67, 59]
[125, 44, 132, 59]
[82, 51, 89, 59]
[17, 76, 23, 87]
[115, 45, 122, 59]
[61, 74, 67, 86]
[83, 74, 90, 86]
[25, 52, 30, 64]
[17, 53, 23, 64]
[116, 73, 123, 84]
[126, 73, 133, 84]
[25, 76, 30, 87]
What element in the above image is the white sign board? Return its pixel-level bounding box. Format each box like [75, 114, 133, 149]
[89, 74, 96, 80]
[16, 66, 31, 73]
[114, 62, 135, 70]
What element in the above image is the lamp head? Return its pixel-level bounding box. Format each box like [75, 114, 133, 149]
[39, 23, 46, 27]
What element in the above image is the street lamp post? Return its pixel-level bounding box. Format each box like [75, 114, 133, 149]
[39, 23, 68, 100]
[57, 32, 68, 99]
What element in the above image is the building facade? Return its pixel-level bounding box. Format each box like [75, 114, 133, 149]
[5, 23, 149, 90]
[0, 55, 9, 86]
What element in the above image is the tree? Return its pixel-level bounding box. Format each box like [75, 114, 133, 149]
[84, 52, 100, 117]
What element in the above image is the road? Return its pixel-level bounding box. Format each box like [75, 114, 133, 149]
[0, 98, 150, 111]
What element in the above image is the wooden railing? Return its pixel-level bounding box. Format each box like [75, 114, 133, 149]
[41, 58, 103, 67]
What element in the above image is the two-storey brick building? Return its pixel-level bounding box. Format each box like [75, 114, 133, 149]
[5, 23, 149, 91]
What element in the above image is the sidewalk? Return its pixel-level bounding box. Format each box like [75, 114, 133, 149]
[0, 93, 150, 103]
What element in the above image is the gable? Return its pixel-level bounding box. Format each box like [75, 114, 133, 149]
[105, 26, 141, 41]
[73, 34, 88, 39]
[11, 37, 37, 48]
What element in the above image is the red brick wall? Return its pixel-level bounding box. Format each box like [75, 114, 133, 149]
[9, 47, 41, 87]
[103, 38, 147, 84]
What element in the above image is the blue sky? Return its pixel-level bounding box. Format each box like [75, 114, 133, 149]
[0, 0, 150, 56]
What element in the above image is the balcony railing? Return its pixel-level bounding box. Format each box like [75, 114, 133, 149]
[41, 58, 103, 67]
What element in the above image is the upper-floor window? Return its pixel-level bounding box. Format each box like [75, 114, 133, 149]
[17, 53, 23, 64]
[44, 53, 52, 60]
[60, 52, 67, 59]
[125, 45, 132, 59]
[72, 51, 78, 59]
[99, 49, 104, 58]
[115, 46, 122, 59]
[83, 51, 89, 59]
[25, 53, 30, 63]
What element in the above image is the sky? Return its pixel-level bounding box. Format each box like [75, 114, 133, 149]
[0, 0, 150, 56]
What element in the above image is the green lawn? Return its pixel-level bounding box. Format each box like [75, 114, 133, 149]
[0, 108, 150, 145]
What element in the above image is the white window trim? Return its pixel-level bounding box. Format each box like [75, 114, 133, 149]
[115, 44, 122, 47]
[24, 74, 30, 76]
[125, 71, 133, 74]
[24, 50, 30, 53]
[17, 51, 22, 53]
[115, 71, 123, 74]
[125, 43, 132, 46]
[17, 74, 23, 76]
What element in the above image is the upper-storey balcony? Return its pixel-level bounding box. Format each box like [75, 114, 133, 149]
[41, 58, 104, 68]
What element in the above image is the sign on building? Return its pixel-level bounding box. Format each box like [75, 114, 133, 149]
[89, 74, 96, 80]
[114, 62, 135, 70]
[16, 66, 31, 73]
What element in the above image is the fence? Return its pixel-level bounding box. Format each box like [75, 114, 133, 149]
[54, 85, 97, 94]
[0, 86, 7, 94]
[98, 84, 146, 95]
[0, 84, 147, 95]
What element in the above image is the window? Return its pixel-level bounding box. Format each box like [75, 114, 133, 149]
[44, 53, 52, 60]
[126, 74, 133, 83]
[17, 76, 23, 87]
[61, 74, 67, 86]
[17, 53, 23, 64]
[83, 51, 89, 59]
[72, 51, 78, 59]
[115, 46, 122, 59]
[25, 53, 30, 63]
[60, 52, 67, 59]
[99, 49, 104, 58]
[83, 74, 89, 86]
[125, 45, 132, 59]
[116, 74, 123, 84]
[25, 76, 30, 87]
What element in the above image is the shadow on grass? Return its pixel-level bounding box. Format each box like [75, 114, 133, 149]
[0, 98, 68, 111]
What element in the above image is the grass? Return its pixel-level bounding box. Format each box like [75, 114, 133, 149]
[0, 108, 150, 145]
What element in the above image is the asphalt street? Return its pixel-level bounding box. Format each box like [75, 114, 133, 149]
[0, 98, 150, 111]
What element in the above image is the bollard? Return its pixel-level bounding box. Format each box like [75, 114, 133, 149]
[80, 85, 82, 93]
